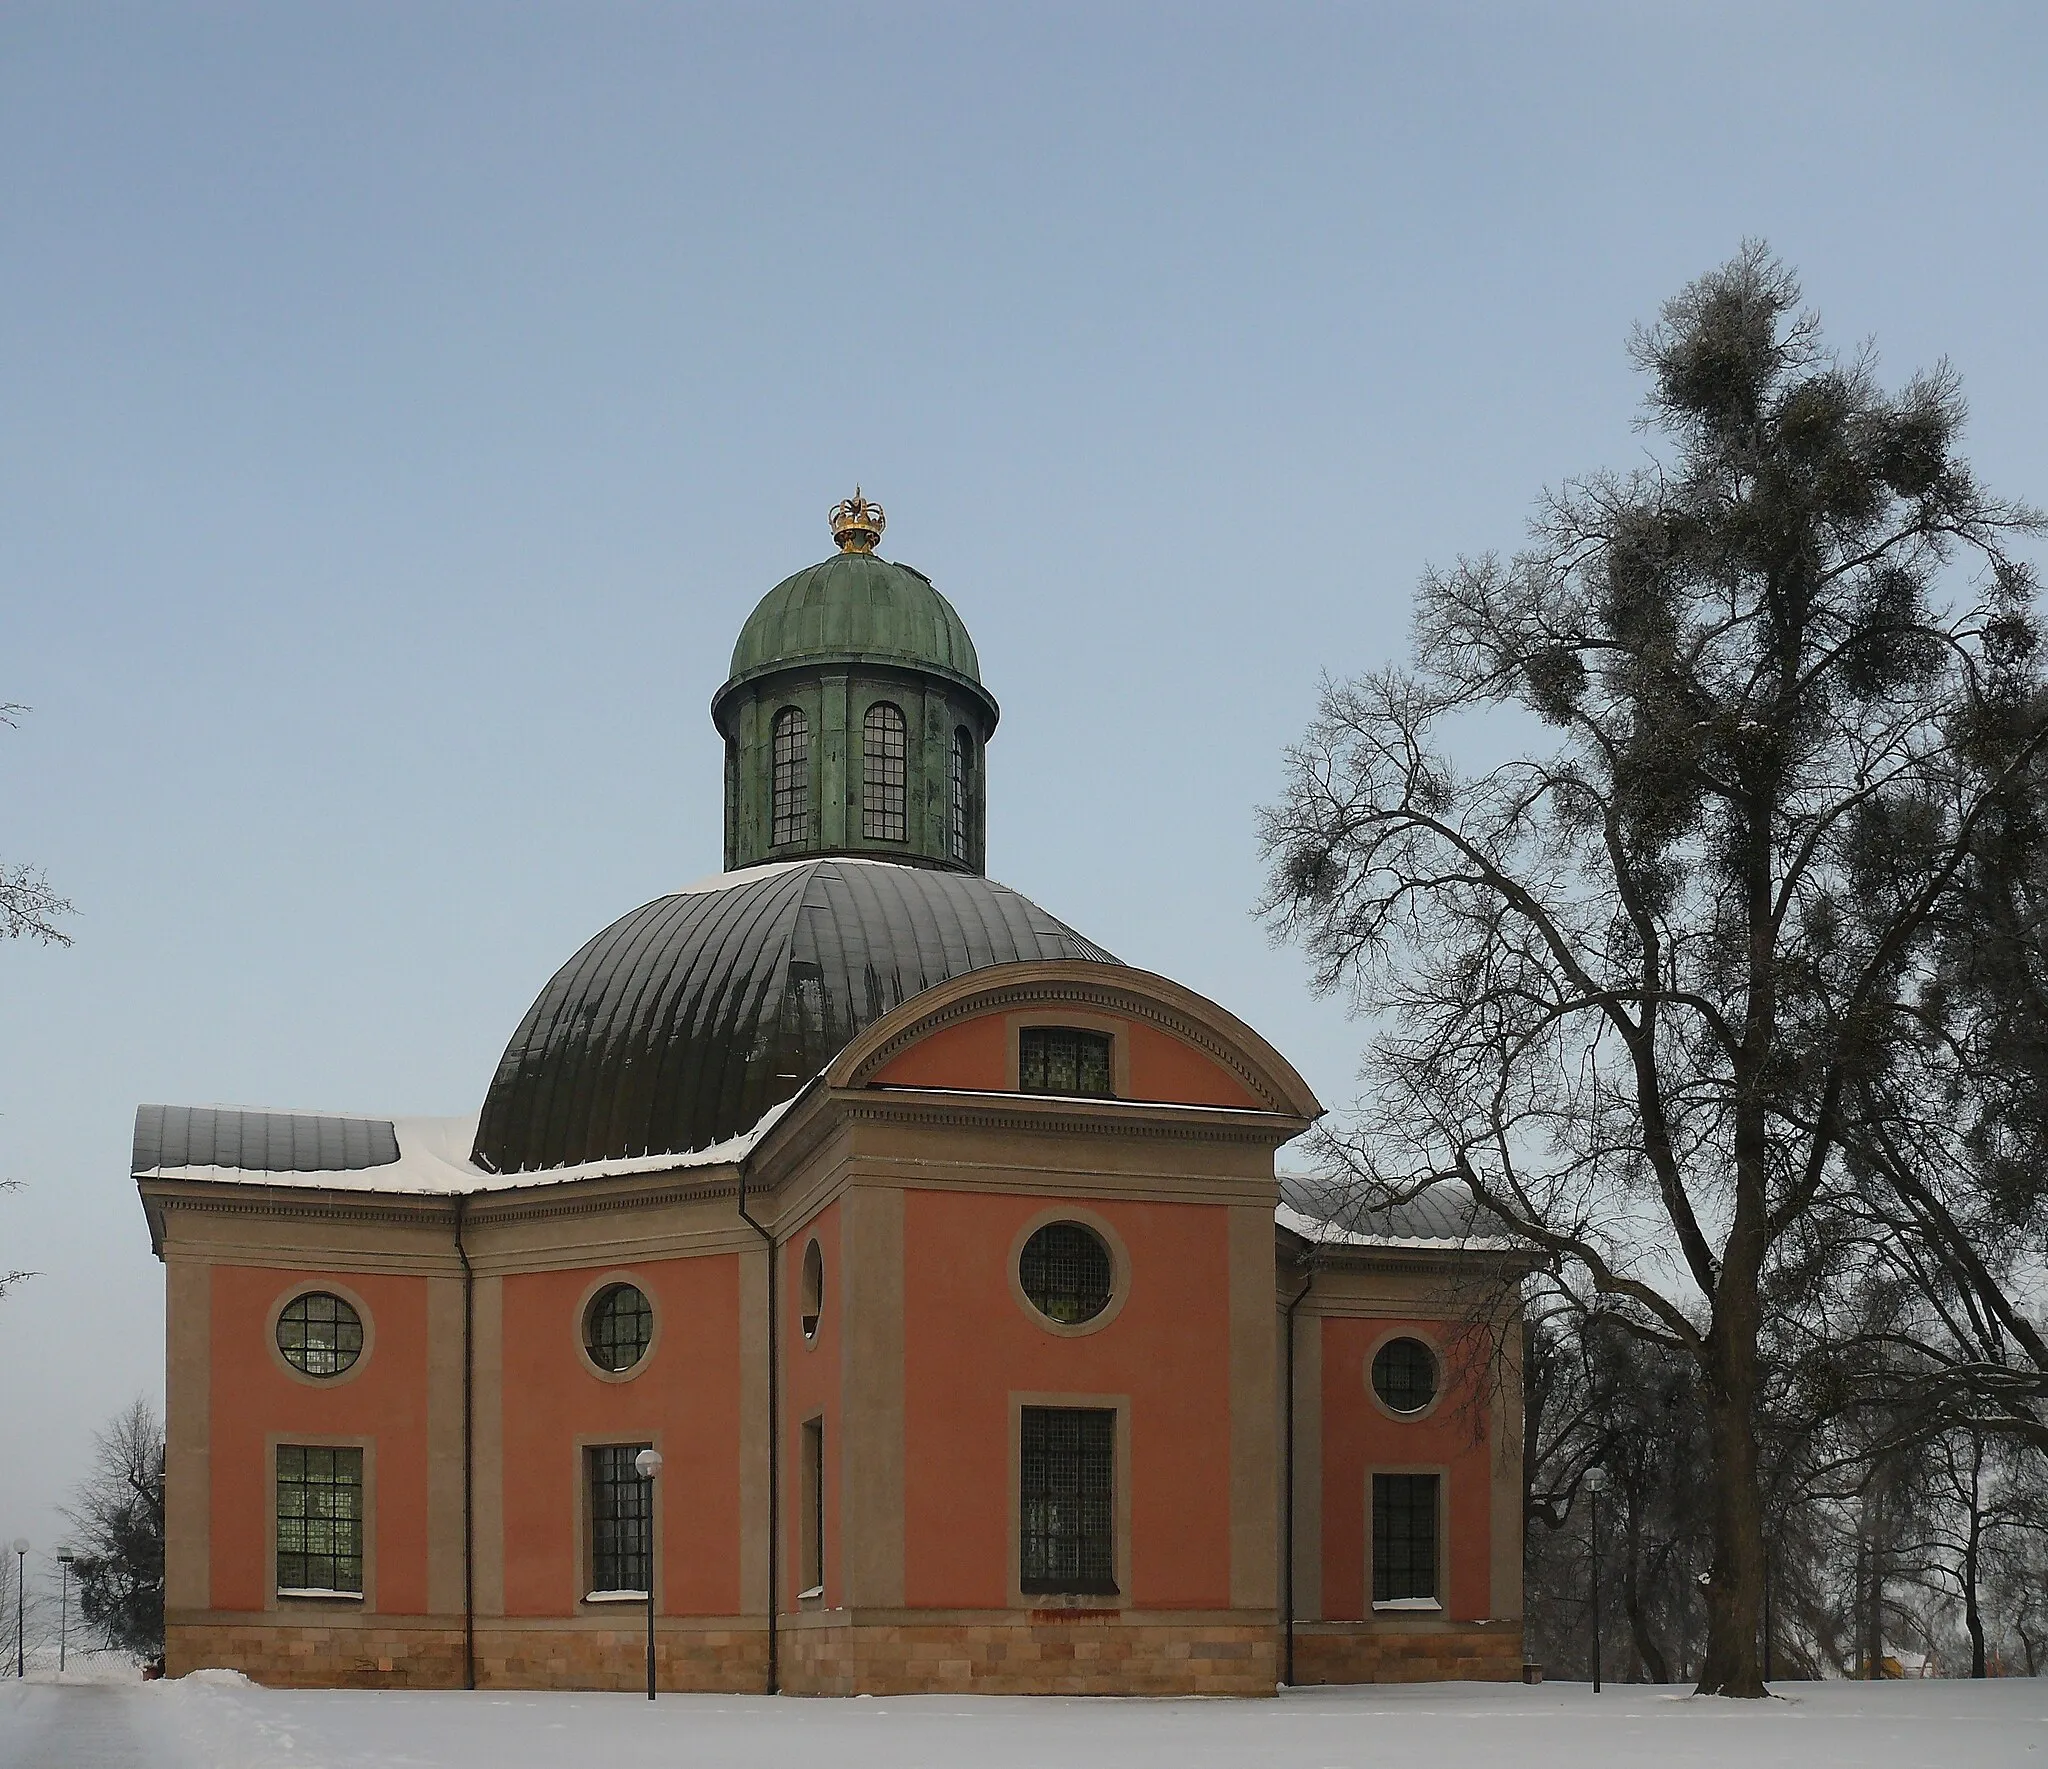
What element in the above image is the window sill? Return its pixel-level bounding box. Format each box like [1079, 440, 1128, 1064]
[1372, 1597, 1443, 1612]
[277, 1588, 363, 1602]
[584, 1589, 650, 1604]
[796, 1584, 824, 1602]
[1020, 1586, 1121, 1600]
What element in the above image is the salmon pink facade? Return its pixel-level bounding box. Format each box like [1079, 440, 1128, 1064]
[135, 504, 1528, 1694]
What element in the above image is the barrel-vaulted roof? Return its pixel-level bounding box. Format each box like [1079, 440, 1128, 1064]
[470, 857, 1113, 1173]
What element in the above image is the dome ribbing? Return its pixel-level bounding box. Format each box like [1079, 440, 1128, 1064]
[721, 552, 991, 713]
[472, 859, 1113, 1173]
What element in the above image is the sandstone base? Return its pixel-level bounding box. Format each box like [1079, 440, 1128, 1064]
[1292, 1619, 1524, 1683]
[167, 1615, 767, 1692]
[781, 1612, 1277, 1696]
[170, 1610, 1519, 1693]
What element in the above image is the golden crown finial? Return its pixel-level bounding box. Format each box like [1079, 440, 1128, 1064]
[829, 488, 886, 554]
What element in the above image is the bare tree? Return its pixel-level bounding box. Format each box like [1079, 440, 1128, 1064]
[0, 1178, 33, 1300]
[0, 706, 72, 947]
[1261, 245, 2046, 1694]
[64, 1400, 165, 1659]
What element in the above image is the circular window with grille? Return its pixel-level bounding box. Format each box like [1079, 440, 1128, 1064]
[584, 1282, 654, 1373]
[276, 1291, 364, 1377]
[1018, 1222, 1114, 1326]
[1371, 1336, 1438, 1415]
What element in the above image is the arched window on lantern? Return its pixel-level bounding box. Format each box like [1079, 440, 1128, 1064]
[862, 702, 907, 841]
[771, 707, 810, 847]
[950, 727, 974, 862]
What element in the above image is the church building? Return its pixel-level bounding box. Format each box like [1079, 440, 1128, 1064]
[134, 495, 1528, 1695]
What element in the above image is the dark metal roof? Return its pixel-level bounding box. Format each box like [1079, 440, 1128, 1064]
[1280, 1176, 1503, 1243]
[133, 1104, 399, 1176]
[472, 859, 1115, 1173]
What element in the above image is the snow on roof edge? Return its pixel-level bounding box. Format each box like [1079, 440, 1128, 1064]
[1274, 1201, 1517, 1253]
[135, 1097, 799, 1197]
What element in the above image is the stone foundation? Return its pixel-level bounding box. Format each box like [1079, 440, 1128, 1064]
[475, 1621, 768, 1692]
[781, 1610, 1278, 1696]
[167, 1615, 768, 1693]
[1291, 1619, 1523, 1684]
[168, 1618, 470, 1689]
[172, 1610, 1516, 1693]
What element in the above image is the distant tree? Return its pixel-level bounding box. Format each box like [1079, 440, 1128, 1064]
[1261, 245, 2046, 1694]
[1524, 1304, 1713, 1682]
[1, 704, 69, 1306]
[64, 1400, 165, 1659]
[0, 705, 72, 947]
[0, 1179, 32, 1301]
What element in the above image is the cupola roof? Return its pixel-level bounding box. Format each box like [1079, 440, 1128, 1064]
[716, 496, 994, 726]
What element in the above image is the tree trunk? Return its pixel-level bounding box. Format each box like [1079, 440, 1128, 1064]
[1964, 1439, 1988, 1679]
[1694, 1311, 1768, 1696]
[1625, 1567, 1672, 1684]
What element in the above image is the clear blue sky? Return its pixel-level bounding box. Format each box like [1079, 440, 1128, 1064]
[4, 4, 2044, 1567]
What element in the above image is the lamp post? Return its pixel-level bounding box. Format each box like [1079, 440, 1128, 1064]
[56, 1551, 73, 1674]
[634, 1449, 663, 1702]
[1763, 1545, 1773, 1684]
[1583, 1468, 1609, 1694]
[11, 1539, 26, 1678]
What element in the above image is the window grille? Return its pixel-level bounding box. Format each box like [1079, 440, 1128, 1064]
[1372, 1472, 1439, 1602]
[950, 727, 973, 862]
[1019, 1026, 1113, 1098]
[276, 1291, 364, 1377]
[1371, 1337, 1438, 1414]
[1020, 1407, 1116, 1595]
[799, 1239, 823, 1341]
[276, 1444, 364, 1593]
[584, 1283, 653, 1372]
[1018, 1221, 1114, 1325]
[588, 1443, 654, 1593]
[799, 1416, 825, 1596]
[772, 708, 810, 847]
[861, 703, 907, 841]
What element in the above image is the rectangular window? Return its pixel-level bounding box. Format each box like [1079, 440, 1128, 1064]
[1020, 1406, 1117, 1595]
[1019, 1027, 1113, 1098]
[276, 1444, 364, 1594]
[772, 709, 810, 847]
[799, 1416, 825, 1597]
[588, 1443, 653, 1595]
[1372, 1472, 1440, 1603]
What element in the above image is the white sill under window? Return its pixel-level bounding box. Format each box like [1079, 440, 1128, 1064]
[277, 1587, 363, 1602]
[584, 1589, 650, 1604]
[797, 1584, 824, 1602]
[1372, 1597, 1443, 1612]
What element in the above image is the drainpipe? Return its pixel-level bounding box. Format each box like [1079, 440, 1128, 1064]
[1282, 1261, 1315, 1688]
[737, 1165, 778, 1694]
[455, 1194, 476, 1692]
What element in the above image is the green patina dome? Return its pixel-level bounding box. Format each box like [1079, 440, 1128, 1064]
[713, 497, 1000, 873]
[725, 550, 987, 700]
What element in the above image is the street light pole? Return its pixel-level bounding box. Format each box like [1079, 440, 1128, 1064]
[57, 1551, 73, 1674]
[1584, 1468, 1609, 1694]
[10, 1539, 27, 1678]
[634, 1449, 664, 1702]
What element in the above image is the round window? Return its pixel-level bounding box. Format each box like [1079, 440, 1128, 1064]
[1018, 1222, 1113, 1326]
[277, 1291, 364, 1377]
[584, 1282, 653, 1373]
[1372, 1337, 1438, 1414]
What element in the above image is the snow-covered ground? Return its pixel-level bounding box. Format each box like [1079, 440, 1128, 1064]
[1, 1673, 2043, 1769]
